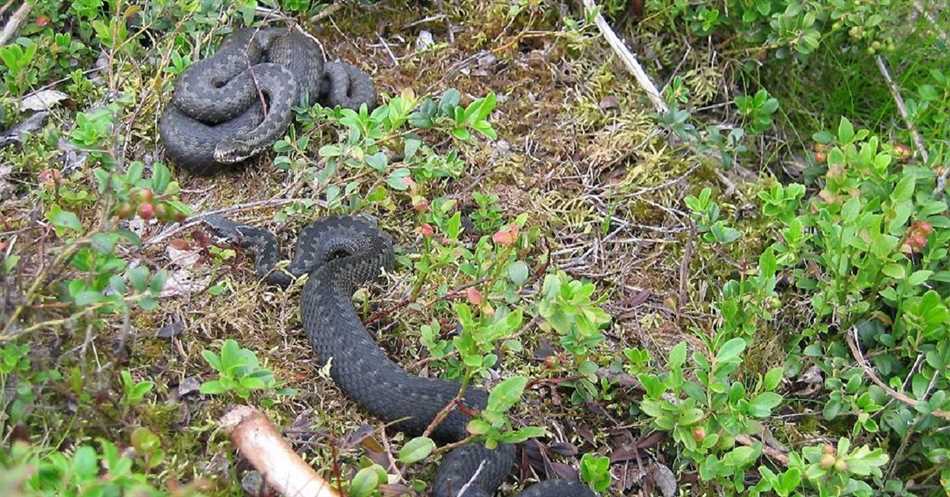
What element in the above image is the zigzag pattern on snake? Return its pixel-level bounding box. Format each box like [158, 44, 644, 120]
[159, 27, 377, 175]
[203, 214, 598, 497]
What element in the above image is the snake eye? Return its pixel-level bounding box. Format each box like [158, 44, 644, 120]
[327, 249, 351, 260]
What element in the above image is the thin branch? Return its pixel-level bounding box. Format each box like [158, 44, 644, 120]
[846, 328, 950, 420]
[422, 383, 468, 439]
[735, 434, 789, 467]
[936, 167, 950, 197]
[0, 2, 31, 46]
[875, 55, 929, 164]
[580, 0, 668, 114]
[308, 1, 344, 24]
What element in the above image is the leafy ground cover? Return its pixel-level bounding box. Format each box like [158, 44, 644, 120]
[0, 1, 948, 496]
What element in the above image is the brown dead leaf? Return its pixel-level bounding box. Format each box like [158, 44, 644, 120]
[379, 483, 415, 497]
[647, 463, 676, 497]
[342, 424, 376, 449]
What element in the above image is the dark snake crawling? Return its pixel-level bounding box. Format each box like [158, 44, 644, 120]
[204, 214, 598, 497]
[160, 28, 376, 175]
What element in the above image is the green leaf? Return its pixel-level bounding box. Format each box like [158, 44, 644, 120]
[404, 138, 421, 161]
[91, 232, 120, 253]
[812, 130, 834, 144]
[907, 270, 932, 286]
[638, 373, 665, 398]
[579, 453, 611, 493]
[220, 339, 243, 370]
[827, 147, 845, 167]
[507, 261, 529, 286]
[151, 162, 172, 194]
[841, 196, 861, 223]
[439, 88, 461, 113]
[127, 265, 149, 292]
[716, 337, 747, 364]
[678, 408, 705, 425]
[475, 92, 496, 122]
[71, 446, 99, 479]
[471, 120, 497, 140]
[349, 466, 380, 497]
[366, 151, 389, 172]
[398, 437, 435, 464]
[486, 376, 528, 414]
[385, 168, 412, 190]
[319, 144, 341, 158]
[198, 380, 227, 395]
[837, 117, 855, 144]
[748, 392, 783, 417]
[776, 468, 801, 495]
[891, 175, 916, 203]
[497, 426, 546, 444]
[445, 212, 462, 240]
[467, 418, 491, 435]
[764, 367, 784, 390]
[50, 208, 82, 232]
[882, 263, 906, 279]
[668, 341, 687, 370]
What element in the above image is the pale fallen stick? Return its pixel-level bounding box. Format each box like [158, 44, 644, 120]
[875, 55, 929, 165]
[220, 405, 342, 497]
[581, 0, 668, 114]
[0, 2, 31, 46]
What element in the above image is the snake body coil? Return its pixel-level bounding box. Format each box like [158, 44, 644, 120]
[205, 215, 598, 497]
[160, 28, 377, 175]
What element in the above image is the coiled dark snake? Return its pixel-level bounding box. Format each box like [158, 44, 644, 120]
[159, 28, 376, 175]
[204, 214, 598, 497]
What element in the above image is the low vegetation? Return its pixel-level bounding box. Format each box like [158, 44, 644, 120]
[0, 1, 947, 496]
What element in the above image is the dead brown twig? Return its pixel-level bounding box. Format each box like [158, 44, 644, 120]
[421, 387, 466, 440]
[846, 328, 950, 420]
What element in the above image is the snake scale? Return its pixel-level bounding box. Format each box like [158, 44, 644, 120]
[204, 215, 598, 497]
[159, 28, 376, 175]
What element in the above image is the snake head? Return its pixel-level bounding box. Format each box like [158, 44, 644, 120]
[202, 214, 254, 244]
[213, 139, 261, 164]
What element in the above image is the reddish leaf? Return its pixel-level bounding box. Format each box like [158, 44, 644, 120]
[466, 287, 483, 306]
[492, 225, 519, 246]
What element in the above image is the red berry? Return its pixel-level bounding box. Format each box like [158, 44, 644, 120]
[138, 203, 155, 220]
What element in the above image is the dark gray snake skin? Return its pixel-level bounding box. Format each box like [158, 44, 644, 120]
[159, 28, 377, 175]
[204, 215, 598, 497]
